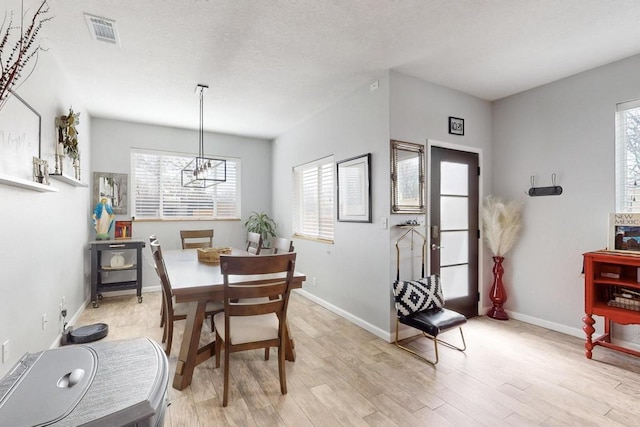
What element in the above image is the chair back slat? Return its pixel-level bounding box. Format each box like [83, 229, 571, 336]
[181, 229, 214, 249]
[246, 232, 263, 255]
[271, 236, 294, 254]
[227, 299, 284, 317]
[220, 253, 296, 322]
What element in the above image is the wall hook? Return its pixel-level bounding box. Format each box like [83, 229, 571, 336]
[528, 173, 563, 197]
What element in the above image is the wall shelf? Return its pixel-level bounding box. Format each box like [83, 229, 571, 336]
[50, 173, 88, 187]
[0, 173, 58, 192]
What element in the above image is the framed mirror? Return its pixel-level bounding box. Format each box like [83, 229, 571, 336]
[390, 140, 425, 214]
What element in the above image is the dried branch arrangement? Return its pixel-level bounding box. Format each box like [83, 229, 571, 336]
[482, 196, 523, 257]
[0, 0, 52, 111]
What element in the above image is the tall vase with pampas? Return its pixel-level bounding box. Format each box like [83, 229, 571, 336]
[482, 196, 522, 320]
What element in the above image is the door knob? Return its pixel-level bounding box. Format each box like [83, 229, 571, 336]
[431, 243, 443, 251]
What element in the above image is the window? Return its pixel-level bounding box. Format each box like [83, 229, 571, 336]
[616, 100, 640, 212]
[293, 156, 334, 241]
[132, 149, 240, 220]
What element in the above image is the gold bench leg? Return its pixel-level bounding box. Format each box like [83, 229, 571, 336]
[394, 317, 466, 365]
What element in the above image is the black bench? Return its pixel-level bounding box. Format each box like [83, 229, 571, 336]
[394, 307, 467, 365]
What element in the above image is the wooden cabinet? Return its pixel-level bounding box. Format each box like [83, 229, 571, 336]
[583, 250, 640, 359]
[90, 240, 145, 308]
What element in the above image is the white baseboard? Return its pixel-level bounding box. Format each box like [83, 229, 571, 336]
[297, 292, 640, 349]
[295, 289, 393, 341]
[507, 308, 640, 352]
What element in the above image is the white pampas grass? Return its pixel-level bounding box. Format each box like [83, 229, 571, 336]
[482, 196, 522, 256]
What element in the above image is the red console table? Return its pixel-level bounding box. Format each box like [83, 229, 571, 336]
[583, 250, 640, 359]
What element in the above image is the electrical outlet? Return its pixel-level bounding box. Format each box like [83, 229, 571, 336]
[2, 340, 8, 363]
[42, 313, 48, 331]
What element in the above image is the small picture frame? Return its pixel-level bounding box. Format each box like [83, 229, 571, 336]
[114, 220, 133, 240]
[608, 213, 640, 252]
[449, 116, 464, 136]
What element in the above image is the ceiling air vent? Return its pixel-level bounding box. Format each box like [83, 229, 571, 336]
[84, 14, 120, 45]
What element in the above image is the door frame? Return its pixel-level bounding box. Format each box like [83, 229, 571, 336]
[426, 139, 485, 315]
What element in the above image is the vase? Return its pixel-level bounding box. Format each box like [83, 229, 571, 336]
[487, 256, 509, 320]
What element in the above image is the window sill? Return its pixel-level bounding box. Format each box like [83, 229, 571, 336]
[293, 234, 334, 244]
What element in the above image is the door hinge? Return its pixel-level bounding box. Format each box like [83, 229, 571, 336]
[478, 166, 481, 176]
[477, 292, 481, 302]
[477, 229, 480, 239]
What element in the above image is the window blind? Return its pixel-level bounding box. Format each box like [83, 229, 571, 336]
[293, 156, 334, 241]
[132, 150, 240, 219]
[615, 100, 640, 212]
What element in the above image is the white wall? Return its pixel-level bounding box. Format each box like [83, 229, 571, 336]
[493, 54, 640, 341]
[272, 70, 494, 339]
[90, 118, 272, 290]
[272, 73, 392, 336]
[0, 43, 90, 375]
[389, 70, 494, 325]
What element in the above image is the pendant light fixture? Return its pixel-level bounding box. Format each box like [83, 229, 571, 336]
[181, 84, 227, 188]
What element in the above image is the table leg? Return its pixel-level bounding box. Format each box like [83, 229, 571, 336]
[583, 314, 595, 359]
[173, 300, 206, 390]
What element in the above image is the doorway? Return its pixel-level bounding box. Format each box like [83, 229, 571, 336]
[429, 146, 479, 318]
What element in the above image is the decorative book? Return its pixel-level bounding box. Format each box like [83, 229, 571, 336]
[608, 213, 640, 252]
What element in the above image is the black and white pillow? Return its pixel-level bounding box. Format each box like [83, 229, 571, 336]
[392, 275, 444, 317]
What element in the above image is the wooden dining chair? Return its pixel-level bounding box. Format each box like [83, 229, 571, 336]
[180, 229, 214, 249]
[149, 235, 164, 326]
[150, 240, 224, 356]
[214, 253, 297, 407]
[246, 231, 263, 255]
[271, 236, 294, 254]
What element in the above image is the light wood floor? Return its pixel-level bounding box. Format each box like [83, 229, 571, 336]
[76, 291, 640, 426]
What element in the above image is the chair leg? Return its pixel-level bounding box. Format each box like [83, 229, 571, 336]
[278, 341, 287, 395]
[161, 320, 167, 343]
[165, 319, 173, 357]
[159, 303, 165, 327]
[265, 348, 269, 360]
[394, 318, 466, 365]
[223, 342, 230, 407]
[215, 330, 221, 368]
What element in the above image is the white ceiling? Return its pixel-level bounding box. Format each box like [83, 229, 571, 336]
[40, 0, 640, 139]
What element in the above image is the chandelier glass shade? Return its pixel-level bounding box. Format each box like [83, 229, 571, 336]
[181, 84, 227, 188]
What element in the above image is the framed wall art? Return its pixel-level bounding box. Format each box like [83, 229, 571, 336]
[449, 116, 464, 136]
[0, 90, 42, 182]
[337, 153, 372, 223]
[93, 172, 128, 215]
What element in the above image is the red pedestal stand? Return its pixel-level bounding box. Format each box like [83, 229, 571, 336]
[487, 256, 509, 320]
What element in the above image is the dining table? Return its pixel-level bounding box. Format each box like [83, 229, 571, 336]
[163, 248, 306, 390]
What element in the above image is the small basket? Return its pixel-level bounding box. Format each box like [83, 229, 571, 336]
[197, 247, 232, 264]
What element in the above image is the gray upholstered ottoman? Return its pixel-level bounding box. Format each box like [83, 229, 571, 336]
[0, 337, 168, 426]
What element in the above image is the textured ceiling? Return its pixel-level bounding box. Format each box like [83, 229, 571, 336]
[36, 0, 640, 139]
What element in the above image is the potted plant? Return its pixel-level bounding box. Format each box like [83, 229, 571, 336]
[481, 196, 523, 320]
[244, 211, 277, 248]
